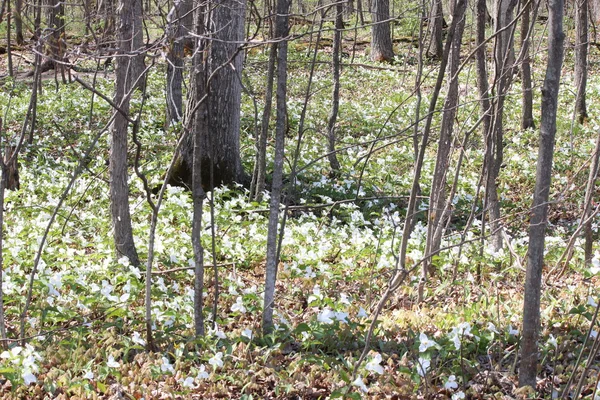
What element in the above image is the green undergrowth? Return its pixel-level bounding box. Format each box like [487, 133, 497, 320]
[0, 33, 598, 399]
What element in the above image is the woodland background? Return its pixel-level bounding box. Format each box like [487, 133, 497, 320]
[0, 0, 598, 398]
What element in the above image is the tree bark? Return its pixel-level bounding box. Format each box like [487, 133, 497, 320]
[427, 0, 444, 59]
[263, 0, 290, 335]
[421, 0, 466, 301]
[520, 0, 535, 129]
[519, 0, 564, 387]
[110, 0, 140, 267]
[575, 0, 588, 123]
[326, 1, 343, 174]
[171, 0, 247, 190]
[370, 0, 394, 62]
[14, 0, 23, 45]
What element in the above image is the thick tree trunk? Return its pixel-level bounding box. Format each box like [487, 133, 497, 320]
[263, 0, 290, 335]
[14, 0, 23, 45]
[427, 0, 444, 59]
[131, 0, 146, 90]
[110, 0, 140, 267]
[370, 0, 394, 62]
[166, 0, 192, 126]
[519, 0, 564, 388]
[171, 0, 246, 190]
[575, 0, 588, 123]
[476, 0, 492, 137]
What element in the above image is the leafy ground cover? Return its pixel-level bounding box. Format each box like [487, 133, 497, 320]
[0, 31, 599, 399]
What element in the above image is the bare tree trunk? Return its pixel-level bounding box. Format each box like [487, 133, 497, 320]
[485, 0, 517, 252]
[190, 0, 208, 337]
[14, 0, 23, 45]
[521, 0, 535, 129]
[326, 1, 343, 174]
[110, 0, 140, 267]
[165, 0, 192, 126]
[421, 0, 466, 302]
[6, 0, 13, 77]
[575, 0, 588, 123]
[427, 0, 444, 59]
[476, 0, 492, 137]
[251, 42, 276, 200]
[370, 0, 394, 62]
[131, 0, 146, 90]
[263, 0, 289, 335]
[519, 0, 564, 387]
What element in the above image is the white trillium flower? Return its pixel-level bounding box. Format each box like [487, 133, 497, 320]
[591, 257, 600, 275]
[106, 355, 120, 368]
[352, 375, 369, 393]
[419, 333, 436, 353]
[335, 311, 349, 324]
[22, 371, 37, 386]
[231, 297, 246, 314]
[196, 364, 209, 380]
[417, 357, 430, 377]
[487, 322, 499, 334]
[317, 308, 335, 324]
[132, 331, 146, 346]
[588, 296, 598, 308]
[161, 356, 175, 374]
[365, 353, 384, 374]
[83, 370, 94, 380]
[208, 352, 223, 368]
[357, 307, 368, 318]
[508, 325, 520, 336]
[445, 375, 458, 390]
[548, 334, 558, 349]
[590, 330, 598, 339]
[241, 329, 253, 339]
[182, 376, 195, 388]
[452, 391, 466, 400]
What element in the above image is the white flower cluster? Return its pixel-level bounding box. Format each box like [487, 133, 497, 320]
[1, 344, 43, 386]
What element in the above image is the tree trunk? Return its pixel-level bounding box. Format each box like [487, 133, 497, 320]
[110, 0, 140, 267]
[131, 0, 146, 90]
[165, 0, 192, 126]
[476, 0, 492, 137]
[370, 0, 394, 62]
[14, 0, 23, 45]
[263, 0, 290, 335]
[575, 0, 588, 123]
[190, 0, 208, 337]
[170, 0, 247, 190]
[485, 0, 516, 252]
[521, 0, 535, 129]
[421, 0, 466, 302]
[326, 1, 343, 174]
[251, 42, 276, 200]
[427, 0, 444, 59]
[519, 0, 564, 387]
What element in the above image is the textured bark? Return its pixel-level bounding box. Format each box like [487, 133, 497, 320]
[427, 0, 444, 59]
[110, 0, 140, 267]
[520, 0, 534, 129]
[190, 0, 208, 337]
[326, 2, 343, 174]
[486, 0, 516, 252]
[166, 0, 192, 126]
[370, 0, 394, 62]
[575, 0, 588, 123]
[263, 0, 289, 335]
[476, 0, 492, 137]
[519, 0, 564, 387]
[14, 0, 23, 45]
[421, 0, 466, 301]
[131, 0, 146, 90]
[172, 0, 246, 190]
